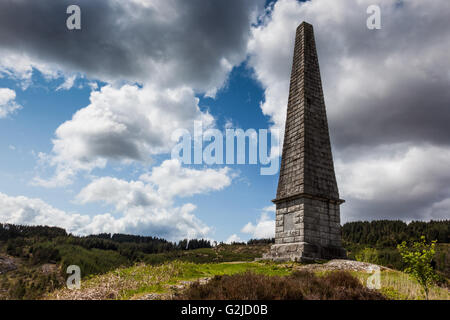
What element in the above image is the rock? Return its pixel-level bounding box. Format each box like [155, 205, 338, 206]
[294, 259, 391, 273]
[0, 255, 17, 274]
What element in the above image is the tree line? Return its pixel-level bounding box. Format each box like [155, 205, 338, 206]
[0, 223, 212, 252]
[342, 220, 449, 247]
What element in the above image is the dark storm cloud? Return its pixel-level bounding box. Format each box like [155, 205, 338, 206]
[344, 195, 450, 222]
[330, 79, 450, 149]
[249, 0, 450, 222]
[315, 0, 450, 150]
[0, 0, 264, 91]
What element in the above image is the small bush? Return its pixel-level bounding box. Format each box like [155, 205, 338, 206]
[179, 271, 386, 300]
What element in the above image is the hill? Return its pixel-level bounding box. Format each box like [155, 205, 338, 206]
[46, 260, 449, 300]
[0, 220, 449, 299]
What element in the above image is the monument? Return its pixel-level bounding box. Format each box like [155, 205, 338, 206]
[264, 22, 346, 261]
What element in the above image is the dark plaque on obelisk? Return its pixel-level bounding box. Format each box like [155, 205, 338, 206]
[264, 22, 346, 261]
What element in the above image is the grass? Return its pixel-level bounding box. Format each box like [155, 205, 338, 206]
[142, 244, 268, 265]
[46, 261, 290, 300]
[46, 260, 450, 300]
[353, 270, 450, 300]
[1, 242, 271, 299]
[57, 245, 130, 276]
[4, 240, 449, 300]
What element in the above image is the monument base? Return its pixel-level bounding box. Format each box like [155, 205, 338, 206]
[261, 242, 347, 262]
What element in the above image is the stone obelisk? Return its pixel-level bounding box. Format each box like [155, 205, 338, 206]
[264, 22, 346, 261]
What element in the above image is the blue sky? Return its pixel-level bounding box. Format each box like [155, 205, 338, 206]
[0, 47, 279, 242]
[0, 0, 449, 242]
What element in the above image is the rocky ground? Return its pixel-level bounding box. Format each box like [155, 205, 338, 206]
[293, 259, 391, 273]
[0, 255, 17, 274]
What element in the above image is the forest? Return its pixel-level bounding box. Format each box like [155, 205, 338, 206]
[0, 220, 448, 299]
[342, 220, 449, 275]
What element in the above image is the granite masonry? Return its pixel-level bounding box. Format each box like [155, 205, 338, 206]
[263, 22, 346, 261]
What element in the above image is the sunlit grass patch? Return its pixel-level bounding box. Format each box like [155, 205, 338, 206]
[46, 261, 292, 300]
[46, 260, 449, 300]
[353, 270, 449, 300]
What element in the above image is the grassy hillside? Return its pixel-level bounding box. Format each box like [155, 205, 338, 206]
[141, 243, 269, 265]
[47, 261, 289, 300]
[47, 260, 449, 300]
[0, 240, 270, 299]
[1, 220, 449, 300]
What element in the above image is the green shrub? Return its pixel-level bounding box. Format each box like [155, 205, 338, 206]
[355, 247, 380, 264]
[57, 245, 129, 277]
[398, 236, 439, 300]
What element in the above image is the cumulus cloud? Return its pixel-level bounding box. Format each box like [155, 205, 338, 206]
[32, 84, 214, 187]
[247, 0, 450, 221]
[0, 51, 61, 89]
[1, 0, 264, 187]
[1, 1, 265, 187]
[241, 206, 275, 239]
[336, 144, 450, 222]
[0, 0, 264, 94]
[78, 159, 233, 207]
[0, 192, 210, 240]
[0, 88, 22, 118]
[225, 234, 243, 244]
[0, 192, 91, 233]
[0, 1, 262, 240]
[56, 75, 77, 91]
[76, 177, 163, 212]
[73, 159, 234, 238]
[1, 159, 234, 239]
[140, 159, 233, 199]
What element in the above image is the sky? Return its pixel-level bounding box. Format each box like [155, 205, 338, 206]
[0, 0, 449, 243]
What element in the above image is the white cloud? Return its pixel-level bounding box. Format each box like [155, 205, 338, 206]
[0, 191, 210, 241]
[77, 159, 233, 207]
[71, 159, 235, 238]
[336, 143, 450, 222]
[225, 234, 243, 244]
[32, 84, 214, 187]
[2, 157, 233, 240]
[247, 0, 298, 132]
[337, 144, 450, 201]
[76, 177, 163, 212]
[0, 88, 22, 118]
[0, 192, 91, 233]
[1, 1, 264, 189]
[56, 75, 77, 91]
[0, 50, 61, 89]
[0, 51, 33, 84]
[140, 159, 232, 199]
[241, 206, 275, 239]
